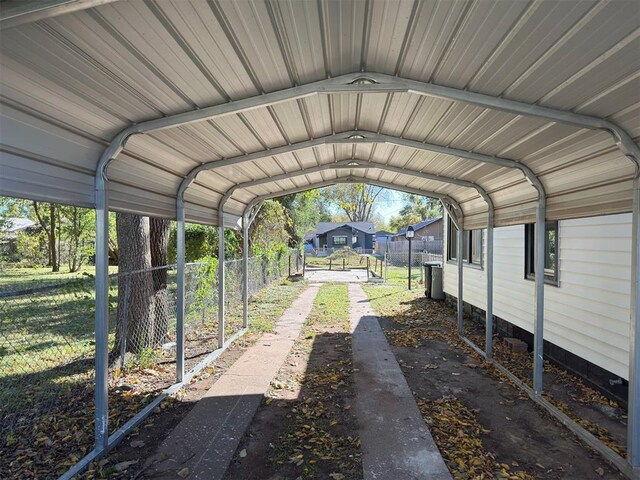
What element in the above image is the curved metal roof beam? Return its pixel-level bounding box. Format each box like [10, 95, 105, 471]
[240, 176, 464, 228]
[176, 130, 540, 207]
[218, 159, 493, 214]
[98, 72, 639, 191]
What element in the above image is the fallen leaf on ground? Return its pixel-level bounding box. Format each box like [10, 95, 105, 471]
[114, 460, 138, 472]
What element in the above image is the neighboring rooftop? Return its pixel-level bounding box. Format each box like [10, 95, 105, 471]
[315, 222, 376, 235]
[395, 217, 442, 236]
[1, 217, 36, 233]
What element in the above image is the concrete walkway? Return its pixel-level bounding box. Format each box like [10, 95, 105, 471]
[348, 283, 451, 480]
[142, 285, 320, 480]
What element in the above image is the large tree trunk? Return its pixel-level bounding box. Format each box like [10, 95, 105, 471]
[149, 217, 171, 346]
[115, 213, 155, 357]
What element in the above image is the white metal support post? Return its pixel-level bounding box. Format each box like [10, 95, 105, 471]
[92, 136, 129, 452]
[532, 197, 547, 395]
[457, 219, 464, 336]
[218, 212, 225, 349]
[628, 174, 640, 468]
[485, 207, 495, 358]
[175, 195, 186, 382]
[242, 212, 249, 329]
[94, 172, 109, 451]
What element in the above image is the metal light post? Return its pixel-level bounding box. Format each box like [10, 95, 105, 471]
[406, 225, 415, 290]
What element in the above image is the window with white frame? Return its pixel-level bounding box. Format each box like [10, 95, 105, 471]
[333, 235, 348, 245]
[447, 217, 482, 267]
[524, 221, 558, 285]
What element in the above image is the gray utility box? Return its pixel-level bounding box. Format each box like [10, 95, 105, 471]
[424, 262, 445, 300]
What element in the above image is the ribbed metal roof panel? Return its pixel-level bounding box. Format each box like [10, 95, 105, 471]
[0, 0, 638, 229]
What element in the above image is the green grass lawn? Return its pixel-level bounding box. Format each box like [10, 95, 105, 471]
[231, 279, 309, 335]
[383, 265, 423, 286]
[0, 264, 118, 291]
[259, 282, 362, 479]
[362, 266, 424, 318]
[306, 283, 350, 329]
[0, 271, 115, 418]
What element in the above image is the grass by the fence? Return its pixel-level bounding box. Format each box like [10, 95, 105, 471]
[362, 278, 421, 317]
[0, 265, 118, 291]
[0, 262, 298, 419]
[0, 275, 116, 419]
[361, 264, 424, 323]
[237, 279, 309, 335]
[384, 265, 422, 286]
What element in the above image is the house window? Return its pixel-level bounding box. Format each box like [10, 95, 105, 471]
[525, 221, 558, 285]
[447, 218, 458, 260]
[447, 217, 482, 266]
[471, 230, 482, 265]
[333, 235, 347, 246]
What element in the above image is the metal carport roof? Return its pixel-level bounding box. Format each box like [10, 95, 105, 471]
[1, 0, 640, 477]
[1, 0, 639, 229]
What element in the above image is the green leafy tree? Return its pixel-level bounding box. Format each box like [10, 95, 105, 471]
[250, 200, 289, 258]
[0, 196, 103, 271]
[388, 194, 442, 232]
[58, 206, 95, 272]
[277, 190, 331, 246]
[168, 224, 240, 263]
[319, 184, 385, 222]
[31, 202, 60, 271]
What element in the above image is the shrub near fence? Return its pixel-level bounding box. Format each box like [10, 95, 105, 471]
[0, 249, 301, 479]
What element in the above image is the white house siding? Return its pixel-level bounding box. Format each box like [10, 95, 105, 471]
[443, 213, 631, 380]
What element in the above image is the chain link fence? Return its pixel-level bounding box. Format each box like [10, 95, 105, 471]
[0, 249, 301, 478]
[384, 251, 443, 285]
[0, 276, 98, 469]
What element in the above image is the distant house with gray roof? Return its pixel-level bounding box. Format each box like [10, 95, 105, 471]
[393, 217, 443, 242]
[1, 217, 36, 235]
[314, 222, 375, 250]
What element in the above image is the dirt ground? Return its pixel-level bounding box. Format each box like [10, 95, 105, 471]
[70, 280, 629, 479]
[78, 340, 248, 479]
[368, 286, 626, 480]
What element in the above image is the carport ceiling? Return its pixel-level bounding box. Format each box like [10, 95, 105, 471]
[1, 0, 639, 228]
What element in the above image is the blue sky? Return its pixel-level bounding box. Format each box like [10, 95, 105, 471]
[321, 187, 407, 220]
[377, 189, 406, 217]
